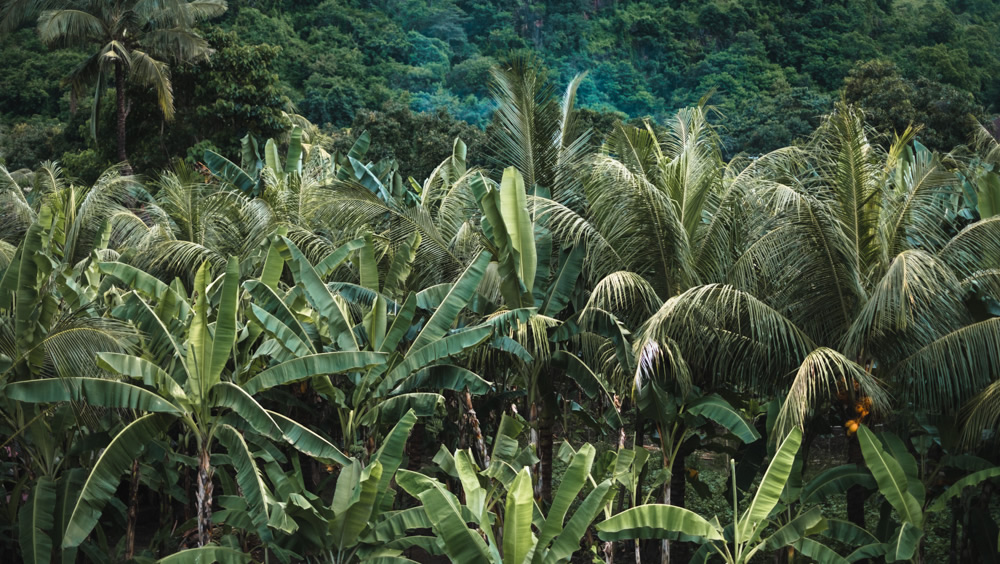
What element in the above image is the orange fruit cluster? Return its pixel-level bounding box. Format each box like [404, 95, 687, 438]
[844, 396, 873, 436]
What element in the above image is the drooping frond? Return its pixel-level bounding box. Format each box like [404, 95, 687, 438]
[584, 154, 695, 296]
[877, 141, 957, 263]
[638, 284, 816, 391]
[938, 217, 1000, 278]
[843, 250, 970, 364]
[774, 347, 890, 443]
[891, 317, 1000, 413]
[729, 182, 864, 345]
[585, 271, 663, 329]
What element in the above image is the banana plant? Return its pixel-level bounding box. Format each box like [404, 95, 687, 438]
[470, 165, 614, 501]
[598, 428, 829, 564]
[388, 413, 617, 563]
[247, 233, 494, 450]
[7, 257, 386, 552]
[813, 424, 1000, 563]
[213, 410, 420, 563]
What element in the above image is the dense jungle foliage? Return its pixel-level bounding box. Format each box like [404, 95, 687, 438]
[2, 0, 1000, 176]
[3, 1, 1000, 563]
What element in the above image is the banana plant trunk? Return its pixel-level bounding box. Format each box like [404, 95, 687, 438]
[196, 448, 214, 547]
[463, 390, 490, 467]
[114, 59, 131, 174]
[534, 399, 555, 502]
[126, 458, 140, 559]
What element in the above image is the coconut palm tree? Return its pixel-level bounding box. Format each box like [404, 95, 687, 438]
[0, 0, 227, 171]
[636, 105, 1000, 542]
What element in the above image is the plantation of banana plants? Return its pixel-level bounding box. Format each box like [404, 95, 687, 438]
[2, 10, 1000, 562]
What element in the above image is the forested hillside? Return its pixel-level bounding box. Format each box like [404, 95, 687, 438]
[2, 0, 998, 177]
[3, 2, 1000, 563]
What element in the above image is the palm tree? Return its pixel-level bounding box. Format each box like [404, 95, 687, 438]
[1, 0, 227, 171]
[637, 105, 1000, 542]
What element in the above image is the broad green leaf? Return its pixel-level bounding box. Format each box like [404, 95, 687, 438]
[596, 505, 724, 543]
[857, 425, 923, 526]
[927, 466, 1000, 512]
[243, 352, 386, 395]
[552, 351, 612, 400]
[267, 410, 350, 465]
[379, 326, 492, 395]
[417, 481, 492, 562]
[454, 450, 486, 516]
[545, 480, 615, 563]
[210, 382, 281, 439]
[737, 427, 802, 545]
[380, 293, 417, 353]
[762, 506, 826, 551]
[208, 257, 240, 387]
[359, 232, 379, 292]
[801, 465, 876, 505]
[371, 410, 418, 508]
[19, 476, 56, 564]
[383, 232, 421, 297]
[373, 392, 443, 422]
[157, 546, 252, 563]
[281, 237, 358, 350]
[315, 237, 366, 278]
[216, 425, 272, 542]
[244, 281, 313, 348]
[499, 167, 536, 292]
[285, 126, 304, 173]
[503, 468, 535, 564]
[64, 414, 176, 547]
[393, 365, 492, 395]
[98, 262, 190, 317]
[188, 261, 214, 405]
[96, 352, 186, 404]
[540, 244, 585, 316]
[204, 149, 256, 194]
[7, 378, 180, 414]
[687, 394, 760, 444]
[258, 228, 288, 290]
[793, 538, 850, 564]
[409, 252, 490, 353]
[891, 521, 923, 561]
[537, 444, 596, 551]
[247, 303, 312, 358]
[330, 461, 382, 551]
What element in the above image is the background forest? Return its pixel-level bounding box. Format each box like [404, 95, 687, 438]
[3, 1, 1000, 564]
[2, 0, 1000, 178]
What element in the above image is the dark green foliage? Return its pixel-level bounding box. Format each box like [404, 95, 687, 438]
[4, 0, 999, 173]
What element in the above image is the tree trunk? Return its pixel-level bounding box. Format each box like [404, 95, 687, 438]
[464, 390, 490, 467]
[126, 458, 140, 559]
[661, 475, 671, 564]
[538, 399, 554, 502]
[846, 434, 866, 528]
[669, 455, 690, 563]
[114, 59, 131, 174]
[196, 448, 214, 547]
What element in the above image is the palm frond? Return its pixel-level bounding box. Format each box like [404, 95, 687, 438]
[774, 347, 890, 442]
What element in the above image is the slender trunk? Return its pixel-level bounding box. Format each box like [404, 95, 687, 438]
[661, 475, 671, 564]
[669, 456, 690, 563]
[538, 400, 554, 502]
[196, 448, 214, 547]
[126, 458, 140, 559]
[114, 59, 131, 174]
[846, 435, 866, 527]
[463, 390, 490, 467]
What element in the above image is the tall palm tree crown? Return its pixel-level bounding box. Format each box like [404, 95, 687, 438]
[0, 0, 227, 171]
